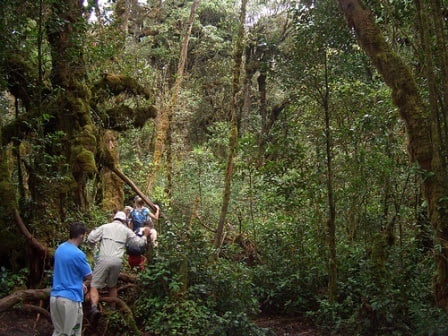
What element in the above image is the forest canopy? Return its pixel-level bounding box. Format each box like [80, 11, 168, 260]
[1, 0, 448, 335]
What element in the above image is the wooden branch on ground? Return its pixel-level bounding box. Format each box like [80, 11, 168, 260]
[0, 272, 138, 314]
[16, 303, 51, 320]
[99, 296, 141, 336]
[0, 273, 142, 336]
[118, 283, 138, 293]
[118, 272, 137, 283]
[100, 297, 132, 313]
[0, 288, 50, 313]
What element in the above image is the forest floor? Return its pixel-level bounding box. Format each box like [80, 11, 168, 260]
[0, 310, 322, 336]
[254, 314, 322, 335]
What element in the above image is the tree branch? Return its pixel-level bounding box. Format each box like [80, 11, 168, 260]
[109, 165, 166, 219]
[13, 208, 50, 257]
[0, 288, 50, 313]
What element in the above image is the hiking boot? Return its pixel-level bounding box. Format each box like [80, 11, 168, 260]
[90, 305, 101, 329]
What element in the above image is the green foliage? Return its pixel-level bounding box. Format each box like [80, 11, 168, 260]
[169, 144, 225, 224]
[311, 241, 448, 335]
[251, 215, 325, 314]
[2, 1, 448, 335]
[0, 267, 27, 298]
[103, 310, 140, 336]
[132, 227, 266, 335]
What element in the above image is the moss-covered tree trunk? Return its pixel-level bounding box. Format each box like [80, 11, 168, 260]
[46, 0, 98, 211]
[337, 0, 448, 312]
[4, 0, 97, 286]
[214, 0, 247, 248]
[145, 0, 200, 194]
[0, 0, 157, 286]
[100, 130, 124, 211]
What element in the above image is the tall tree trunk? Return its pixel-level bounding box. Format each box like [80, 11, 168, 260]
[100, 130, 124, 211]
[47, 0, 97, 211]
[323, 50, 337, 303]
[1, 0, 154, 286]
[214, 0, 247, 248]
[145, 0, 200, 194]
[115, 0, 130, 36]
[337, 0, 448, 311]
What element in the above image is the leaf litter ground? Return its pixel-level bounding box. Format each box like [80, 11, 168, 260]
[0, 310, 322, 335]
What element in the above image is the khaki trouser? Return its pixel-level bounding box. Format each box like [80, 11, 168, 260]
[50, 296, 83, 336]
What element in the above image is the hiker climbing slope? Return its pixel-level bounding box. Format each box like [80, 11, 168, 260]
[87, 211, 150, 327]
[128, 196, 160, 232]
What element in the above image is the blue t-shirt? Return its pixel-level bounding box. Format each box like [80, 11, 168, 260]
[51, 241, 92, 302]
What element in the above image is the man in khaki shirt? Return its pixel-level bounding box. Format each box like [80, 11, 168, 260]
[87, 211, 149, 327]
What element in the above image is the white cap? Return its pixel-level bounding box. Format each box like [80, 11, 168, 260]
[114, 211, 127, 222]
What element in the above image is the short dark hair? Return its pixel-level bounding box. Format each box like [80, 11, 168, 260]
[69, 222, 87, 239]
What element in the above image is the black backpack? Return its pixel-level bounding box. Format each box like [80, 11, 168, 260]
[125, 234, 148, 256]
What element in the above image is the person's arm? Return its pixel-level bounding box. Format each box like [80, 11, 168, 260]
[83, 274, 92, 294]
[87, 226, 103, 243]
[78, 252, 93, 293]
[149, 205, 160, 221]
[150, 229, 158, 247]
[125, 206, 133, 229]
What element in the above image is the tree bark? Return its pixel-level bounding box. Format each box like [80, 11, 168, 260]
[214, 0, 247, 248]
[146, 0, 200, 194]
[14, 208, 50, 257]
[0, 288, 50, 313]
[337, 0, 448, 311]
[46, 0, 97, 211]
[110, 164, 165, 218]
[323, 50, 337, 303]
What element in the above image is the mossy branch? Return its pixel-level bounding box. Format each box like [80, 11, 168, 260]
[102, 105, 158, 131]
[0, 288, 51, 313]
[93, 73, 151, 102]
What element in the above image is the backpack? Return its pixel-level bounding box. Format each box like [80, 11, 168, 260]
[130, 207, 151, 231]
[126, 230, 153, 256]
[125, 239, 147, 256]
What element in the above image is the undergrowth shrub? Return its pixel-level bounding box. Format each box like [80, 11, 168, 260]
[314, 240, 448, 336]
[132, 223, 267, 335]
[251, 216, 325, 315]
[0, 267, 27, 297]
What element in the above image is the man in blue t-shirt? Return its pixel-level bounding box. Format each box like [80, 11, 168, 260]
[50, 222, 92, 336]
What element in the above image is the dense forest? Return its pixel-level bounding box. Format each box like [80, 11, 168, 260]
[1, 0, 448, 335]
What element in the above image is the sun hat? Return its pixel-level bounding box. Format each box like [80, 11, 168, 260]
[114, 211, 127, 222]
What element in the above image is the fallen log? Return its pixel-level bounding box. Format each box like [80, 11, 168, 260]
[0, 290, 140, 334]
[0, 272, 137, 313]
[0, 288, 50, 313]
[15, 303, 52, 320]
